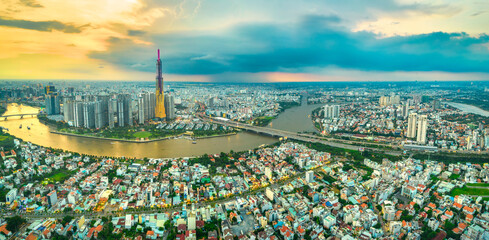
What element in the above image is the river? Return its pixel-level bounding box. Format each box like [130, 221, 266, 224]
[270, 102, 323, 132]
[445, 102, 489, 117]
[0, 104, 277, 158]
[0, 102, 322, 158]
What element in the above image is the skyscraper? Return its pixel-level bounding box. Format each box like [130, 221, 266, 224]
[74, 102, 84, 128]
[108, 98, 117, 128]
[407, 113, 417, 138]
[45, 85, 56, 95]
[45, 94, 60, 115]
[138, 95, 146, 125]
[116, 94, 132, 127]
[322, 104, 340, 119]
[83, 102, 96, 129]
[401, 102, 410, 119]
[138, 92, 156, 124]
[95, 96, 109, 129]
[155, 49, 166, 119]
[47, 190, 57, 206]
[417, 115, 428, 144]
[63, 96, 75, 123]
[164, 93, 175, 121]
[306, 170, 314, 183]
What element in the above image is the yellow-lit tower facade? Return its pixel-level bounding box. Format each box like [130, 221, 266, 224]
[155, 49, 166, 119]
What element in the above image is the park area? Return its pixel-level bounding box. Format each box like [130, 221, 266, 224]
[133, 131, 152, 139]
[450, 184, 489, 197]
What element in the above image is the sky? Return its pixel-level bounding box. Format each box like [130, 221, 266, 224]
[1, 0, 489, 82]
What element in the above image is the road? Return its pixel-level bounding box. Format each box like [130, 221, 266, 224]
[199, 115, 402, 156]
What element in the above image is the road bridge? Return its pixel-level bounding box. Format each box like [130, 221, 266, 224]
[0, 113, 44, 121]
[200, 116, 401, 155]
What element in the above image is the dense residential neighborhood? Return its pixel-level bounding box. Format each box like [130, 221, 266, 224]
[1, 135, 489, 239]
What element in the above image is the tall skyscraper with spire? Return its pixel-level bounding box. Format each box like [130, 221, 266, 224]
[155, 49, 166, 119]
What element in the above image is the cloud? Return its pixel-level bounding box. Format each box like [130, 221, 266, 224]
[19, 0, 43, 8]
[90, 14, 489, 77]
[471, 11, 486, 17]
[127, 30, 147, 36]
[0, 16, 88, 33]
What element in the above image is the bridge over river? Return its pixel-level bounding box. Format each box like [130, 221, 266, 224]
[200, 116, 402, 156]
[0, 112, 45, 121]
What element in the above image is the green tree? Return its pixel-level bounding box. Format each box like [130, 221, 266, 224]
[6, 216, 26, 233]
[61, 216, 74, 225]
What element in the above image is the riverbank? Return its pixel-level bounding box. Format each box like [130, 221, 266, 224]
[195, 132, 237, 139]
[445, 102, 489, 117]
[251, 101, 301, 127]
[38, 117, 62, 129]
[51, 130, 238, 143]
[50, 130, 181, 143]
[0, 103, 275, 158]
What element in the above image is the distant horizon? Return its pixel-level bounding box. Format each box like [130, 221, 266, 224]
[0, 0, 488, 82]
[2, 79, 489, 84]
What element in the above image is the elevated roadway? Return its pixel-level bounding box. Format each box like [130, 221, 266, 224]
[200, 116, 401, 155]
[0, 113, 44, 121]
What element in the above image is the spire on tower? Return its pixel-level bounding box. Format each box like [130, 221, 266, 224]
[158, 49, 160, 60]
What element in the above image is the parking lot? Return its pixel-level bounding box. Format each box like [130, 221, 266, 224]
[231, 212, 256, 236]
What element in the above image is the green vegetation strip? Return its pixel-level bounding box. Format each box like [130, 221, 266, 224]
[133, 131, 152, 138]
[467, 183, 489, 187]
[450, 186, 489, 196]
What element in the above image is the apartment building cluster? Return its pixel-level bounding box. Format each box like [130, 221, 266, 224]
[60, 91, 176, 129]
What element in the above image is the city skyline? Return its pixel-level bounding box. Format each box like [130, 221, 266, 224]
[3, 79, 489, 239]
[0, 0, 488, 82]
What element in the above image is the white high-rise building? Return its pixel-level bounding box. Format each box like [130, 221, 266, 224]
[47, 190, 57, 206]
[391, 95, 401, 105]
[138, 95, 146, 125]
[138, 92, 156, 124]
[306, 170, 314, 183]
[67, 191, 77, 204]
[417, 115, 428, 144]
[74, 102, 85, 128]
[95, 96, 109, 129]
[379, 96, 388, 106]
[379, 95, 400, 106]
[6, 188, 17, 203]
[407, 113, 417, 138]
[125, 214, 132, 229]
[63, 97, 75, 123]
[165, 94, 175, 121]
[323, 105, 340, 119]
[402, 102, 410, 119]
[265, 187, 274, 201]
[265, 167, 272, 180]
[83, 102, 96, 129]
[187, 211, 196, 230]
